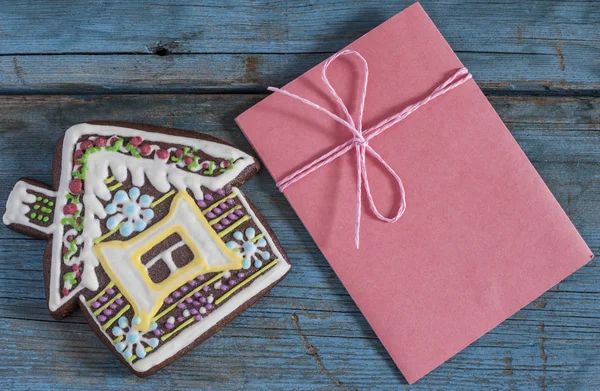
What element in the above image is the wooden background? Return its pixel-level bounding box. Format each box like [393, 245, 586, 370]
[0, 1, 599, 390]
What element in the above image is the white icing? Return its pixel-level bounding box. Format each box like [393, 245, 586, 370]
[48, 123, 255, 312]
[3, 181, 57, 234]
[145, 241, 185, 271]
[128, 187, 290, 372]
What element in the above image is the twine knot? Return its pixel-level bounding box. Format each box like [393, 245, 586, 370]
[268, 49, 472, 248]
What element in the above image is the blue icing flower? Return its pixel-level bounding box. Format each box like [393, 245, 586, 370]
[135, 220, 147, 232]
[111, 316, 159, 361]
[140, 194, 152, 208]
[120, 221, 134, 237]
[103, 186, 155, 237]
[105, 203, 117, 214]
[227, 227, 271, 270]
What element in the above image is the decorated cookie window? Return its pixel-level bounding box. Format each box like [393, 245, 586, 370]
[2, 123, 291, 376]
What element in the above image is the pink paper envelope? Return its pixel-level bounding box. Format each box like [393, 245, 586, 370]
[235, 3, 593, 383]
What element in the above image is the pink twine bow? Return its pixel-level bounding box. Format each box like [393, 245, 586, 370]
[268, 49, 472, 248]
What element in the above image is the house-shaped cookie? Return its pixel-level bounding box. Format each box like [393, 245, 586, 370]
[3, 122, 291, 376]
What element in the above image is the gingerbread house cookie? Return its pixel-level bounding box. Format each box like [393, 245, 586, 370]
[3, 122, 291, 376]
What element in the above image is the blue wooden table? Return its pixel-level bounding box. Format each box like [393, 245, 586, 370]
[0, 1, 599, 390]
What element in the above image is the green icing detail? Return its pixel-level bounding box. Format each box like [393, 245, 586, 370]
[30, 212, 37, 219]
[187, 155, 200, 171]
[218, 158, 236, 173]
[37, 214, 43, 221]
[63, 239, 78, 261]
[77, 146, 101, 164]
[202, 161, 216, 175]
[125, 143, 141, 158]
[66, 194, 80, 204]
[72, 165, 88, 180]
[63, 271, 77, 285]
[48, 201, 54, 207]
[105, 138, 124, 152]
[43, 198, 48, 204]
[41, 207, 52, 214]
[33, 204, 40, 210]
[43, 216, 49, 223]
[36, 196, 42, 201]
[61, 210, 84, 231]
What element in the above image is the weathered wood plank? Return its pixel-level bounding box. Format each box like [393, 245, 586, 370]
[2, 51, 598, 95]
[0, 94, 598, 390]
[0, 0, 598, 93]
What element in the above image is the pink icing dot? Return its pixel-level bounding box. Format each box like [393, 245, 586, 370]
[156, 149, 169, 160]
[181, 286, 189, 293]
[130, 136, 143, 146]
[204, 194, 213, 201]
[228, 279, 236, 286]
[173, 291, 181, 298]
[153, 329, 162, 336]
[165, 322, 174, 330]
[228, 213, 237, 220]
[99, 296, 108, 303]
[195, 315, 203, 321]
[200, 297, 207, 304]
[193, 292, 201, 298]
[91, 301, 101, 309]
[206, 304, 213, 310]
[177, 316, 184, 322]
[106, 288, 115, 295]
[63, 203, 78, 215]
[115, 298, 124, 305]
[94, 137, 107, 147]
[220, 285, 228, 291]
[202, 286, 209, 292]
[185, 297, 193, 304]
[98, 315, 107, 322]
[214, 224, 223, 230]
[80, 140, 93, 150]
[235, 209, 244, 216]
[221, 218, 230, 225]
[103, 309, 113, 316]
[139, 144, 152, 156]
[190, 308, 198, 315]
[164, 297, 173, 304]
[219, 202, 227, 209]
[197, 200, 207, 208]
[110, 303, 117, 310]
[206, 212, 216, 219]
[213, 207, 222, 215]
[197, 275, 206, 281]
[237, 272, 245, 279]
[217, 189, 225, 196]
[177, 303, 186, 309]
[188, 280, 197, 287]
[69, 179, 83, 195]
[193, 301, 200, 307]
[227, 198, 235, 205]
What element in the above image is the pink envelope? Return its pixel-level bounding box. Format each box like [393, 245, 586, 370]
[235, 3, 593, 384]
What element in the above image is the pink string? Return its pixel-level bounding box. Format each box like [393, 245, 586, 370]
[268, 49, 472, 248]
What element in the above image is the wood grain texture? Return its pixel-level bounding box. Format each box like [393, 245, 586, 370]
[0, 94, 599, 390]
[0, 0, 598, 389]
[0, 0, 599, 93]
